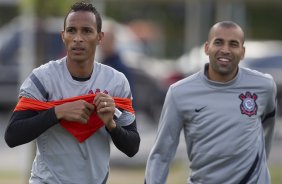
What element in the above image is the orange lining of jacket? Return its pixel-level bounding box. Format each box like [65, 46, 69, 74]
[14, 94, 134, 142]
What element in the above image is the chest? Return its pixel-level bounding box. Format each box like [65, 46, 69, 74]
[180, 88, 268, 136]
[47, 73, 122, 100]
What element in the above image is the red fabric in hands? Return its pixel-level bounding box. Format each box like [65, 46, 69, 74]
[14, 94, 134, 142]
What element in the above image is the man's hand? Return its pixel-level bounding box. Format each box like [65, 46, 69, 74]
[54, 100, 95, 124]
[94, 93, 116, 131]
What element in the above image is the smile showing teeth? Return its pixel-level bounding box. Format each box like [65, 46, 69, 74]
[218, 58, 229, 62]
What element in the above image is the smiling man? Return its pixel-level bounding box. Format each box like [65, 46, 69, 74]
[205, 22, 245, 82]
[5, 2, 140, 184]
[145, 21, 277, 184]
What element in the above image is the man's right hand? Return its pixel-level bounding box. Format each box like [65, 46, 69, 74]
[54, 100, 95, 124]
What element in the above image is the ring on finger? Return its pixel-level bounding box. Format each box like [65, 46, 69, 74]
[104, 101, 107, 107]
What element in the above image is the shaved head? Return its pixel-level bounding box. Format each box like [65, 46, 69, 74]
[208, 21, 245, 43]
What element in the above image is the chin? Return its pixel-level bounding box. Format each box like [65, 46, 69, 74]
[217, 67, 231, 75]
[69, 55, 86, 62]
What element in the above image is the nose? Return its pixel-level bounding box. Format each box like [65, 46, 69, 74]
[73, 33, 83, 42]
[220, 44, 231, 54]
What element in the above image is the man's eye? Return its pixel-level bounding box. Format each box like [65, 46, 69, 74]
[66, 28, 76, 33]
[230, 42, 239, 47]
[84, 29, 93, 33]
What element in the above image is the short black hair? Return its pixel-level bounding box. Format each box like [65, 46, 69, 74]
[63, 1, 102, 33]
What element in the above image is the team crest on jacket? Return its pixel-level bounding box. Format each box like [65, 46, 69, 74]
[239, 92, 258, 117]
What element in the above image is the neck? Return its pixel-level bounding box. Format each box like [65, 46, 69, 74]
[206, 65, 238, 83]
[66, 58, 94, 78]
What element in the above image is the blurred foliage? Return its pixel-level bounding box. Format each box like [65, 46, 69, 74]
[105, 1, 185, 58]
[33, 0, 76, 17]
[246, 2, 282, 40]
[0, 0, 75, 26]
[0, 5, 19, 26]
[1, 1, 282, 58]
[105, 1, 282, 58]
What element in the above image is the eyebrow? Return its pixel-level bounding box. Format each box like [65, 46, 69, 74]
[65, 25, 94, 30]
[230, 40, 240, 44]
[214, 38, 240, 44]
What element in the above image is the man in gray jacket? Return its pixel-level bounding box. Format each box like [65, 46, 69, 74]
[145, 21, 276, 184]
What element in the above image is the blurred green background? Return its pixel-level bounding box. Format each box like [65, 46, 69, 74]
[2, 0, 282, 58]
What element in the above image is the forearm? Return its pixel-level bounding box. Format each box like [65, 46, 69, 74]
[5, 108, 59, 147]
[107, 121, 140, 157]
[262, 109, 276, 159]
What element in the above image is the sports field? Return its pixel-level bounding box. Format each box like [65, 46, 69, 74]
[110, 164, 282, 184]
[1, 163, 281, 184]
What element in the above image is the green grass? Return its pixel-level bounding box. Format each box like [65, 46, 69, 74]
[270, 166, 282, 184]
[108, 164, 282, 184]
[0, 170, 20, 179]
[108, 163, 187, 184]
[0, 170, 21, 184]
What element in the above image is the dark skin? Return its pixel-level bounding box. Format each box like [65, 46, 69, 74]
[55, 10, 116, 131]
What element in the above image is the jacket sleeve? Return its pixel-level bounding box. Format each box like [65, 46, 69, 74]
[262, 78, 277, 159]
[5, 108, 59, 148]
[107, 120, 140, 157]
[145, 87, 183, 184]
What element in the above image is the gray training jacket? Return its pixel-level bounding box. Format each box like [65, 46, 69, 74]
[145, 64, 277, 184]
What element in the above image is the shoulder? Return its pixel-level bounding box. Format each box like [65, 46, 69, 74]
[163, 72, 202, 102]
[95, 61, 127, 81]
[170, 72, 201, 92]
[240, 67, 276, 89]
[33, 58, 65, 76]
[95, 61, 131, 97]
[19, 58, 65, 100]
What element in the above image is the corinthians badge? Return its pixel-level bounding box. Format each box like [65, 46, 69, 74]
[239, 91, 258, 117]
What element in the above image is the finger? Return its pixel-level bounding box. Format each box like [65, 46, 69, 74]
[95, 98, 108, 108]
[98, 101, 108, 110]
[84, 102, 95, 113]
[80, 113, 90, 124]
[94, 92, 111, 102]
[102, 100, 115, 108]
[93, 95, 103, 106]
[94, 92, 107, 104]
[97, 104, 115, 113]
[103, 101, 115, 108]
[80, 117, 88, 124]
[83, 107, 92, 117]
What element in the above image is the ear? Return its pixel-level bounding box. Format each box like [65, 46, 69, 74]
[61, 30, 65, 45]
[240, 46, 245, 60]
[204, 41, 209, 56]
[97, 32, 104, 45]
